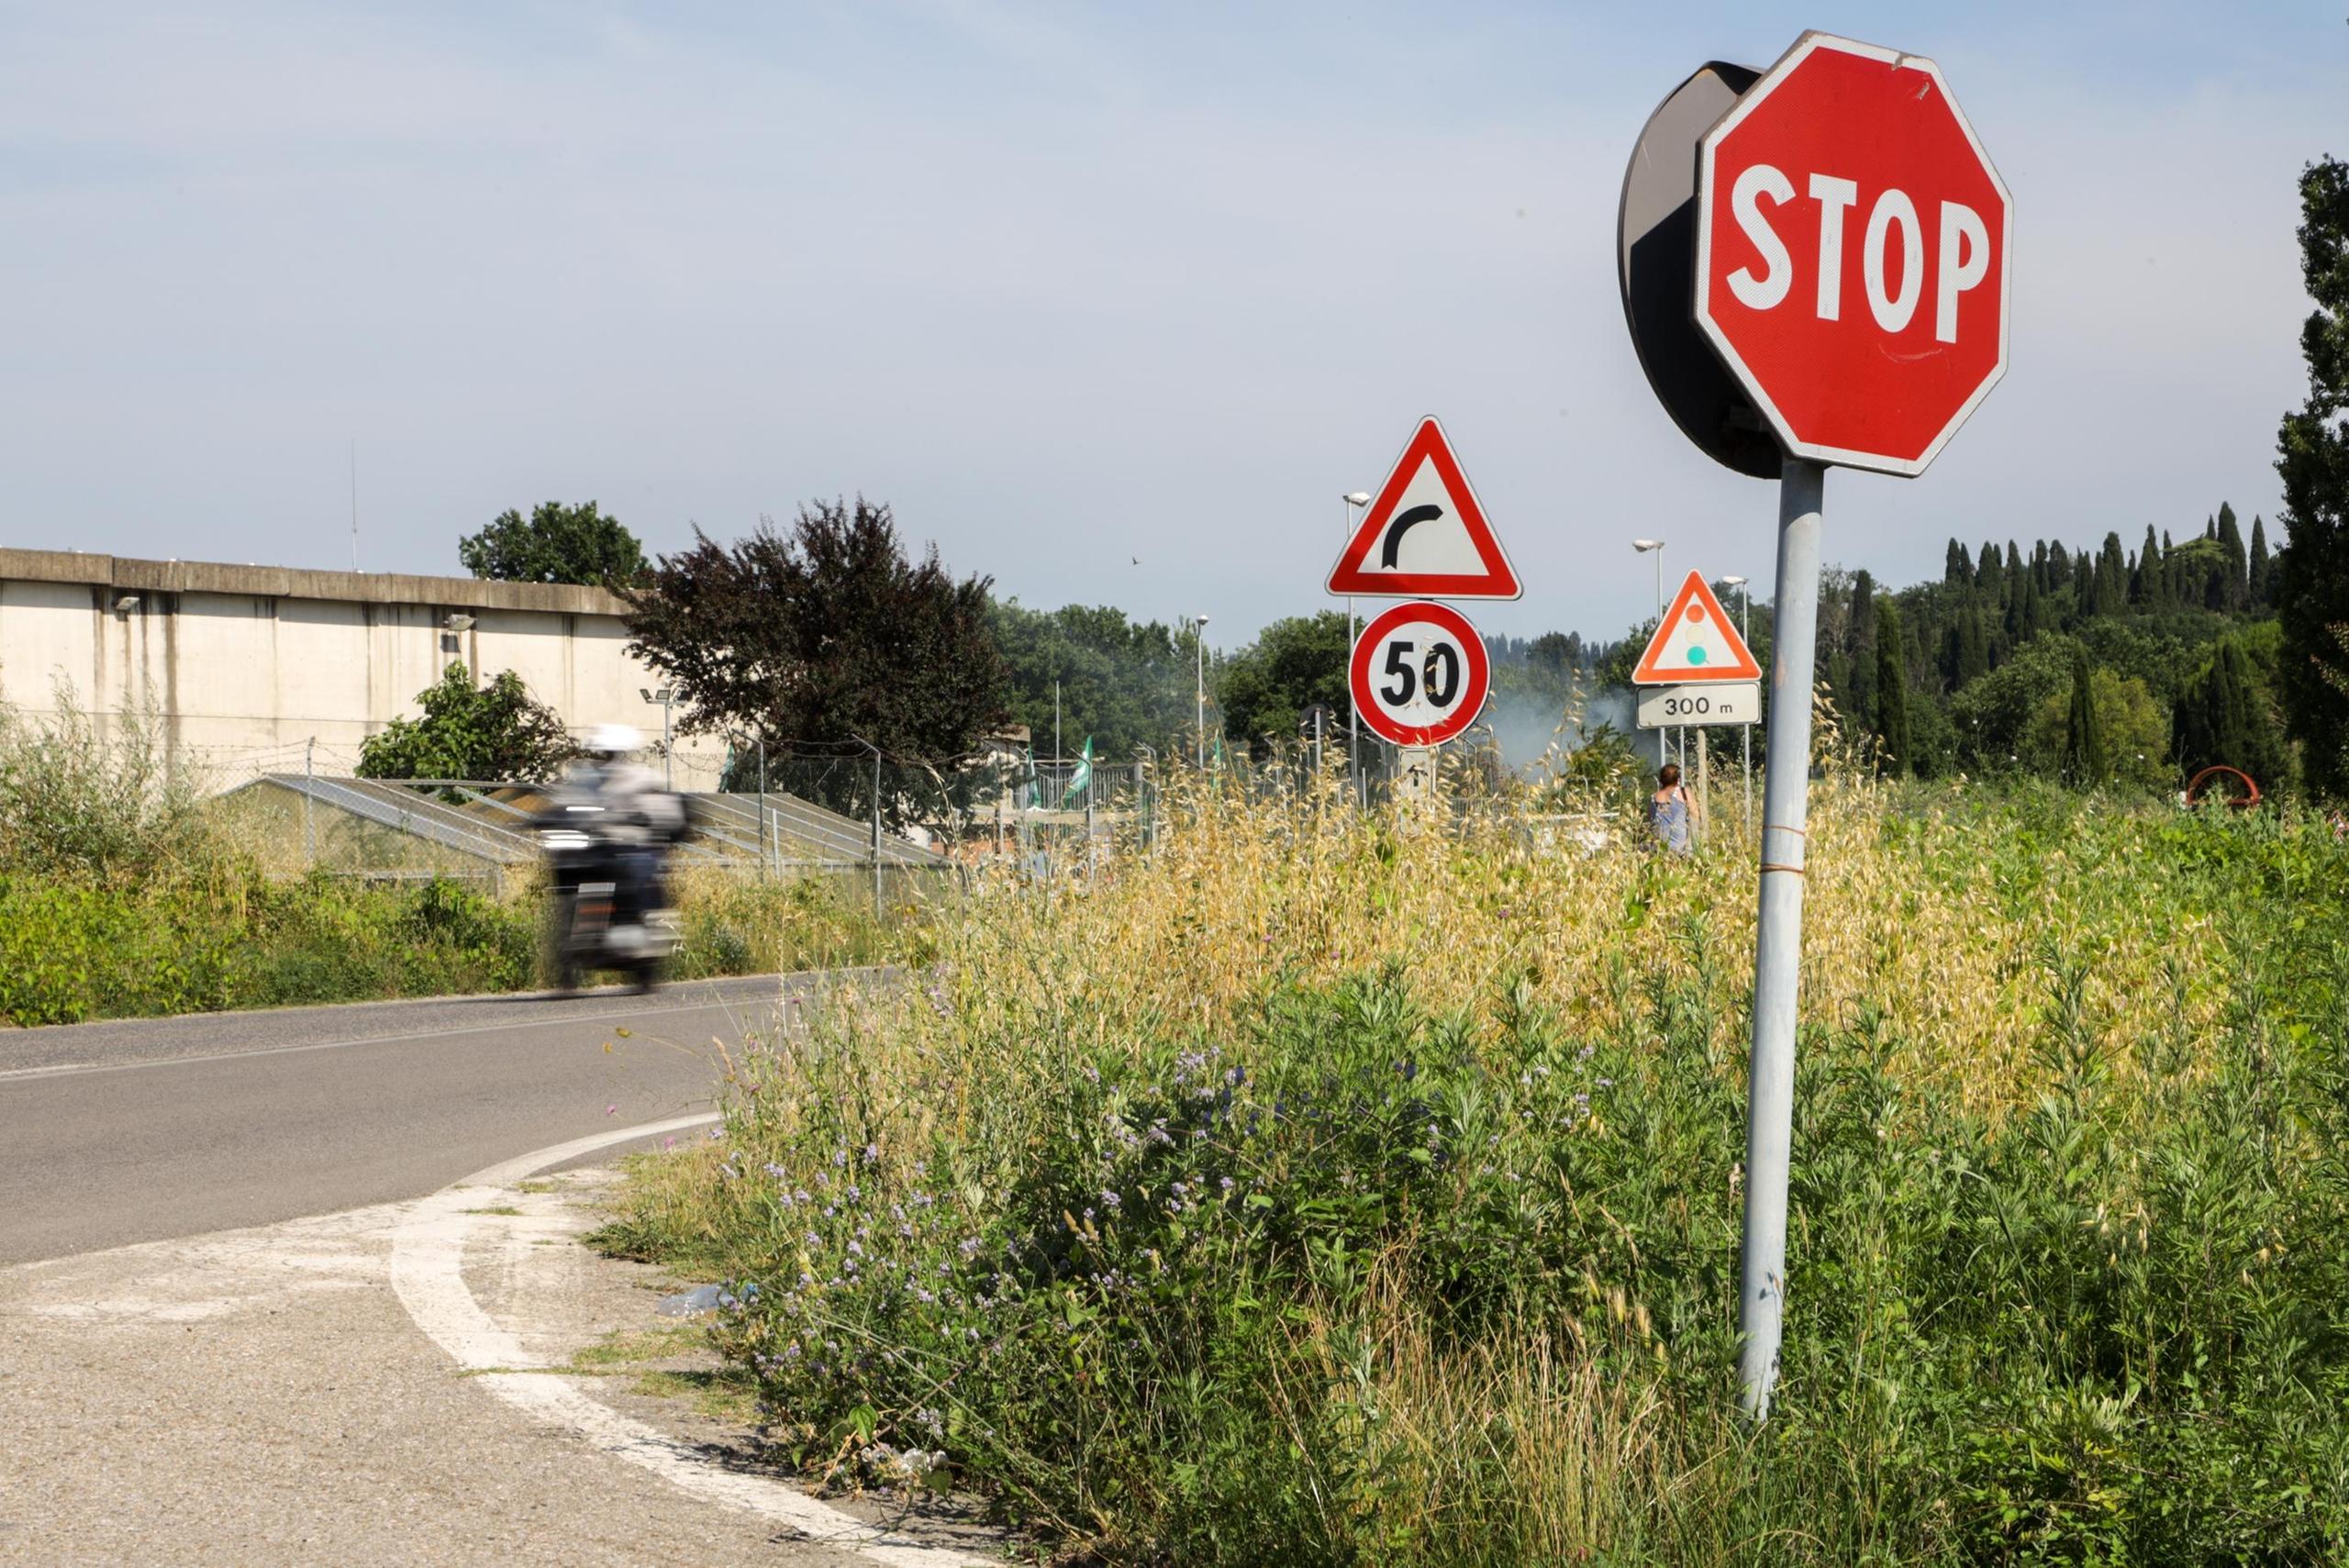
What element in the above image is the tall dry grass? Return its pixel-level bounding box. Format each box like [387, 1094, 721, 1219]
[606, 742, 2349, 1563]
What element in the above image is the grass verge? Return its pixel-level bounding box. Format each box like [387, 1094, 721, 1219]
[600, 765, 2349, 1563]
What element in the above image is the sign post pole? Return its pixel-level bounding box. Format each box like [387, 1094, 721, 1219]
[1738, 456, 1824, 1421]
[1697, 727, 1709, 850]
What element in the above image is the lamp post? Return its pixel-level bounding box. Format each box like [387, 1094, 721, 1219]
[1723, 574, 1752, 837]
[640, 686, 676, 790]
[1343, 491, 1371, 802]
[1633, 539, 1667, 767]
[1194, 615, 1211, 770]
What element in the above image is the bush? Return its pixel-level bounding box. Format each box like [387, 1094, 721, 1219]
[0, 678, 922, 1026]
[0, 681, 217, 880]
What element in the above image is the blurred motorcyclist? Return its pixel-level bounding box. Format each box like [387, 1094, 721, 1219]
[540, 724, 687, 990]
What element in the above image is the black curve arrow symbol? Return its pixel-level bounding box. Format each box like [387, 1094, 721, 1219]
[1380, 504, 1443, 568]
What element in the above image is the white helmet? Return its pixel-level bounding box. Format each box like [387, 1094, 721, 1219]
[584, 723, 644, 758]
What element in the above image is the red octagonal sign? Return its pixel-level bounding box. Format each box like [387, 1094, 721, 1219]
[1696, 33, 2011, 477]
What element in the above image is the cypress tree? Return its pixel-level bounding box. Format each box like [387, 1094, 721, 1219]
[2249, 516, 2274, 607]
[2048, 540, 2072, 595]
[2095, 532, 2129, 617]
[2138, 525, 2164, 606]
[1957, 607, 1989, 686]
[2062, 650, 2107, 785]
[2176, 637, 2288, 789]
[1849, 569, 1878, 731]
[1945, 540, 1974, 591]
[2216, 503, 2248, 609]
[1875, 598, 1910, 775]
[1977, 539, 2006, 606]
[2176, 638, 2254, 777]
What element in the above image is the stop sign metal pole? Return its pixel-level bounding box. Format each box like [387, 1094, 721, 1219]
[1738, 456, 1823, 1421]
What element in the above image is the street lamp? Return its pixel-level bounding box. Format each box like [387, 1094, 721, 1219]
[1632, 539, 1666, 617]
[1722, 574, 1752, 836]
[640, 686, 676, 790]
[1343, 492, 1371, 802]
[1194, 615, 1211, 770]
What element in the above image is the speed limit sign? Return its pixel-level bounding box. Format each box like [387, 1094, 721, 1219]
[1349, 600, 1491, 747]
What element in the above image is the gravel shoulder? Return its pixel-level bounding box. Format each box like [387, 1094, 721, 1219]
[0, 1161, 1006, 1565]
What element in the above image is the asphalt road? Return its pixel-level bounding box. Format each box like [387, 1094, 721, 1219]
[0, 974, 828, 1267]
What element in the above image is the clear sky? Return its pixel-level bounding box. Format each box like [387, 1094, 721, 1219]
[1, 2, 2339, 649]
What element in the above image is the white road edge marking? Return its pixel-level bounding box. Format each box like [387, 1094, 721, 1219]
[0, 977, 798, 1083]
[390, 1115, 996, 1568]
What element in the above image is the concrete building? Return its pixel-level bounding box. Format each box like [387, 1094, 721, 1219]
[0, 548, 726, 788]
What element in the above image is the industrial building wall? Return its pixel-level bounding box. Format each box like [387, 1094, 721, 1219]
[0, 550, 727, 789]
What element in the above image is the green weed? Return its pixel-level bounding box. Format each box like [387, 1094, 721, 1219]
[603, 771, 2349, 1563]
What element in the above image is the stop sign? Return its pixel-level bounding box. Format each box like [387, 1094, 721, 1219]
[1695, 33, 2010, 477]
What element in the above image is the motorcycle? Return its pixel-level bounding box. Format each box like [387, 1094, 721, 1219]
[537, 802, 682, 994]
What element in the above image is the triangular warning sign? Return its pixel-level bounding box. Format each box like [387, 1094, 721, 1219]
[1632, 572, 1761, 684]
[1327, 417, 1521, 600]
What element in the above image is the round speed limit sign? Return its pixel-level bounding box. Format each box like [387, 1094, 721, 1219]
[1350, 600, 1491, 747]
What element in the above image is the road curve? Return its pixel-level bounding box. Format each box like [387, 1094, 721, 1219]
[0, 974, 830, 1267]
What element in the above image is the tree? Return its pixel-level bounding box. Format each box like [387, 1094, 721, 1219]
[459, 501, 647, 586]
[357, 663, 577, 783]
[1847, 570, 1877, 732]
[1874, 597, 1910, 775]
[990, 601, 1195, 761]
[2060, 649, 2108, 785]
[2277, 161, 2349, 793]
[2249, 516, 2275, 608]
[2134, 524, 2164, 607]
[2093, 532, 2129, 617]
[1953, 632, 2080, 772]
[623, 499, 1006, 828]
[1976, 538, 2006, 606]
[2176, 636, 2287, 790]
[1217, 612, 1353, 756]
[2027, 666, 2165, 790]
[1944, 540, 1974, 592]
[2215, 502, 2248, 610]
[1958, 607, 1990, 687]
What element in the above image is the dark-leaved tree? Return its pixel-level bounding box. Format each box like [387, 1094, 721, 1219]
[2276, 157, 2349, 795]
[623, 499, 1006, 829]
[357, 663, 578, 783]
[459, 501, 648, 586]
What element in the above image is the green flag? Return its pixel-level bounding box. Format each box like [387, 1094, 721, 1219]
[1062, 736, 1094, 806]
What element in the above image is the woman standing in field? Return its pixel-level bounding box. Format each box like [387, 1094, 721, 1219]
[1649, 762, 1697, 854]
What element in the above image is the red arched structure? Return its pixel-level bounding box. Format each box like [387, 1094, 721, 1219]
[2184, 765, 2261, 810]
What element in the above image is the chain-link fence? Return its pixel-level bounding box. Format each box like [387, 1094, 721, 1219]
[191, 719, 1653, 893]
